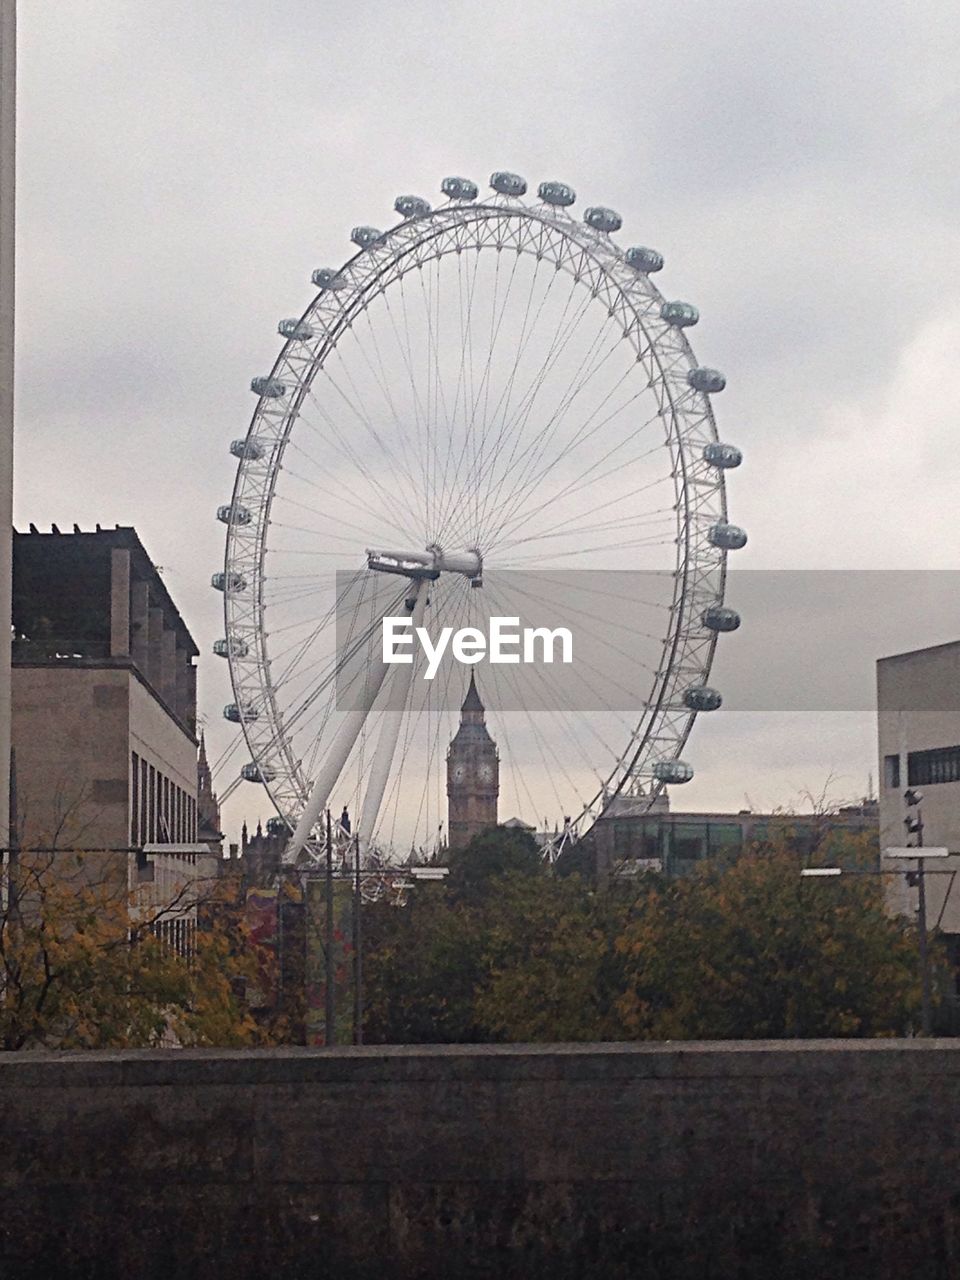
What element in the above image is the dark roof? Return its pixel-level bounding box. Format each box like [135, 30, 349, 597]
[13, 524, 198, 657]
[461, 671, 484, 714]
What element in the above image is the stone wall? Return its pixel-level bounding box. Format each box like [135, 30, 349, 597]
[1, 1041, 959, 1278]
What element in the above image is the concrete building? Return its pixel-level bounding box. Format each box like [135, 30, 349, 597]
[12, 525, 199, 850]
[576, 790, 879, 882]
[877, 639, 960, 936]
[11, 525, 217, 953]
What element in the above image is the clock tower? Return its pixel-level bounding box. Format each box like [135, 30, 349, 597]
[446, 671, 499, 851]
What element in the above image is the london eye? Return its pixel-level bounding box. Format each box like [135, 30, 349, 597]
[214, 171, 746, 862]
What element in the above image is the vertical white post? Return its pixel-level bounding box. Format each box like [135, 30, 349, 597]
[283, 581, 426, 864]
[0, 1, 15, 856]
[357, 580, 427, 848]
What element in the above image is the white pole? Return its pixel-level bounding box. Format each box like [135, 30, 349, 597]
[0, 0, 15, 855]
[357, 580, 427, 849]
[283, 581, 426, 864]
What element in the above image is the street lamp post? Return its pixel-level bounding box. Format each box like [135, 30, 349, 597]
[903, 789, 932, 1035]
[801, 808, 951, 1037]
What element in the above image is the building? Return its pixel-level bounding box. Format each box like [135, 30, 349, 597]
[196, 732, 223, 854]
[446, 673, 499, 850]
[11, 525, 217, 952]
[878, 639, 960, 935]
[576, 789, 878, 882]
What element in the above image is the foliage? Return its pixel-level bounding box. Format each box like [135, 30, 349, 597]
[472, 872, 626, 1041]
[0, 853, 277, 1050]
[363, 884, 488, 1043]
[362, 828, 936, 1044]
[614, 845, 928, 1039]
[445, 824, 542, 903]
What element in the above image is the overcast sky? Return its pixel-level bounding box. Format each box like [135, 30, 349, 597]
[13, 1, 960, 839]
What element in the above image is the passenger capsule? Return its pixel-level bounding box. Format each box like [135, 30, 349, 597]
[683, 685, 723, 712]
[625, 246, 664, 273]
[211, 571, 248, 593]
[490, 171, 527, 196]
[230, 438, 265, 461]
[708, 522, 748, 551]
[266, 816, 290, 837]
[278, 319, 314, 341]
[217, 504, 251, 526]
[223, 702, 259, 724]
[241, 762, 276, 783]
[250, 376, 286, 399]
[652, 759, 695, 784]
[394, 194, 431, 218]
[441, 176, 479, 201]
[660, 301, 699, 328]
[213, 636, 249, 660]
[538, 181, 576, 207]
[584, 206, 622, 233]
[687, 367, 726, 394]
[351, 225, 383, 249]
[703, 442, 742, 469]
[311, 267, 346, 291]
[702, 605, 741, 633]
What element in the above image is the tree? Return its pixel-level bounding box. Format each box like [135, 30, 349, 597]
[362, 883, 488, 1043]
[0, 852, 276, 1050]
[362, 829, 935, 1045]
[445, 824, 542, 903]
[472, 872, 626, 1042]
[614, 838, 929, 1039]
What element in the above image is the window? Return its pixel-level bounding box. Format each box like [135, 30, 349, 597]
[148, 766, 156, 843]
[883, 754, 901, 789]
[139, 757, 148, 845]
[707, 823, 742, 859]
[669, 822, 708, 863]
[131, 752, 139, 845]
[160, 776, 170, 842]
[908, 746, 960, 787]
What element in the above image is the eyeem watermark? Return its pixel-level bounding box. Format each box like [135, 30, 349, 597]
[383, 615, 574, 680]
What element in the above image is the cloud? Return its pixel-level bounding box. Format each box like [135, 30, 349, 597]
[12, 0, 960, 843]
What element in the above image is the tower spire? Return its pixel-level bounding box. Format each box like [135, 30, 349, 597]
[461, 669, 484, 715]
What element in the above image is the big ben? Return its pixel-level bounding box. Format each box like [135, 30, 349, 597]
[446, 672, 499, 851]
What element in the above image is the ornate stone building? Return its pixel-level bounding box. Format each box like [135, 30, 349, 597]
[446, 673, 499, 851]
[196, 732, 222, 855]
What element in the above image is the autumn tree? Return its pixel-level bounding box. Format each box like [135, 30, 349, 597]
[472, 871, 626, 1042]
[362, 829, 936, 1045]
[445, 824, 542, 903]
[614, 840, 928, 1040]
[0, 852, 276, 1050]
[363, 825, 544, 1043]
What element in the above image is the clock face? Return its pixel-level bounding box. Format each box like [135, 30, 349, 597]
[452, 764, 466, 781]
[479, 762, 494, 783]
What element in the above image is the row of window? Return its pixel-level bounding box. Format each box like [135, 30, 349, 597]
[612, 819, 747, 864]
[131, 751, 198, 846]
[884, 748, 960, 790]
[908, 745, 960, 788]
[152, 916, 197, 959]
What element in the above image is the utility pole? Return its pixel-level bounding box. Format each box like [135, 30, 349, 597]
[353, 830, 362, 1045]
[803, 790, 949, 1038]
[905, 788, 933, 1037]
[324, 808, 335, 1044]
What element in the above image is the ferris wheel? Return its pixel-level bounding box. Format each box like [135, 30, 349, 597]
[214, 171, 746, 862]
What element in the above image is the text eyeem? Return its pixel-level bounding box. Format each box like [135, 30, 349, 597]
[382, 616, 574, 681]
